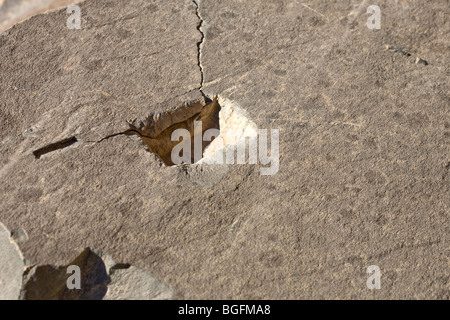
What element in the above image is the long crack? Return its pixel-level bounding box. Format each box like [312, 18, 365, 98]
[193, 0, 206, 98]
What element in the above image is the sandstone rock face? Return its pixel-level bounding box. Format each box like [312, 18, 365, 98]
[0, 223, 24, 300]
[0, 0, 449, 299]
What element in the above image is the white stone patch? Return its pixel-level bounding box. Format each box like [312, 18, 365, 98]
[199, 96, 258, 164]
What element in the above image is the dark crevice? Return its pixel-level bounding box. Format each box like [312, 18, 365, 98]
[109, 263, 131, 273]
[33, 136, 77, 159]
[193, 0, 206, 98]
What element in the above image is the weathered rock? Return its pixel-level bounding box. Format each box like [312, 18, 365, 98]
[0, 222, 24, 300]
[0, 0, 449, 300]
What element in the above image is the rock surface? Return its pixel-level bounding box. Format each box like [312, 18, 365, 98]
[0, 222, 24, 300]
[0, 0, 449, 299]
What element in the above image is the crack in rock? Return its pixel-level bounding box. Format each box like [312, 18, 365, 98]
[193, 0, 206, 98]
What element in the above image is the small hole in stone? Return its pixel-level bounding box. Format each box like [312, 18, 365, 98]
[126, 97, 221, 165]
[126, 96, 258, 166]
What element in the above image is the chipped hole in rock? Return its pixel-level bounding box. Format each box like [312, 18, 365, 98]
[126, 96, 258, 166]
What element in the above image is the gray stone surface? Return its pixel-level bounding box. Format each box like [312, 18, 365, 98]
[0, 222, 24, 300]
[0, 0, 448, 299]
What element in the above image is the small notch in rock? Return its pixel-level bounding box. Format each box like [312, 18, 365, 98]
[415, 57, 428, 65]
[33, 136, 78, 159]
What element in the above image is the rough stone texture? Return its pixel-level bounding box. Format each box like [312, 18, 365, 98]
[0, 0, 449, 299]
[0, 222, 24, 300]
